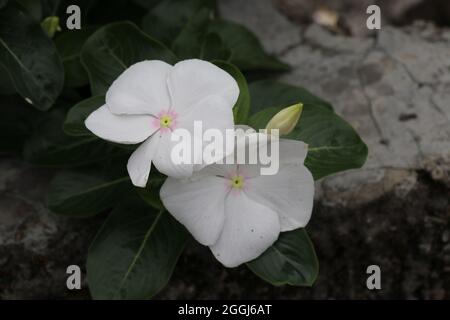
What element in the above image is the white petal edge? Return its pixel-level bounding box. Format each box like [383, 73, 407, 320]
[106, 60, 172, 115]
[279, 138, 309, 165]
[210, 192, 280, 268]
[167, 59, 239, 113]
[127, 135, 160, 187]
[245, 164, 314, 231]
[85, 105, 157, 144]
[160, 176, 227, 245]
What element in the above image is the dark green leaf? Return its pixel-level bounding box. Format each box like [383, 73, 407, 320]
[207, 20, 289, 72]
[81, 21, 177, 95]
[214, 61, 250, 124]
[136, 172, 167, 210]
[172, 8, 211, 59]
[249, 81, 367, 180]
[87, 196, 189, 299]
[0, 1, 64, 110]
[200, 33, 230, 61]
[0, 64, 15, 94]
[247, 229, 319, 286]
[23, 109, 127, 167]
[142, 0, 216, 47]
[0, 94, 39, 154]
[249, 80, 333, 111]
[64, 95, 104, 136]
[55, 28, 96, 87]
[16, 0, 42, 21]
[47, 171, 131, 217]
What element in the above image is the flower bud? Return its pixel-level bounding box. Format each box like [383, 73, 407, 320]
[266, 103, 303, 136]
[41, 16, 61, 38]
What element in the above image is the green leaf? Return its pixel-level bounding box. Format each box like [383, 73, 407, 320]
[247, 229, 319, 286]
[0, 64, 15, 94]
[172, 8, 211, 59]
[249, 80, 333, 111]
[249, 81, 367, 180]
[55, 28, 96, 87]
[200, 33, 230, 61]
[207, 20, 289, 72]
[142, 0, 216, 47]
[214, 61, 250, 124]
[52, 0, 145, 27]
[16, 0, 42, 21]
[0, 1, 64, 110]
[136, 171, 167, 210]
[64, 95, 104, 136]
[87, 196, 189, 299]
[47, 171, 131, 217]
[81, 21, 177, 95]
[23, 109, 127, 167]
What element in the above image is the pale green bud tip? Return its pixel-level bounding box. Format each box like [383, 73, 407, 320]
[41, 16, 61, 38]
[266, 102, 303, 136]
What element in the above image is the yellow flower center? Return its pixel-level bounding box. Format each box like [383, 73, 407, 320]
[230, 175, 245, 189]
[159, 115, 172, 128]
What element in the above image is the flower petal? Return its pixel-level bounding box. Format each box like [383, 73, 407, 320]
[233, 137, 309, 178]
[152, 132, 195, 178]
[167, 59, 239, 113]
[279, 138, 308, 165]
[106, 60, 172, 115]
[85, 105, 157, 144]
[176, 95, 235, 167]
[245, 164, 314, 231]
[160, 176, 227, 245]
[127, 135, 160, 187]
[210, 192, 280, 267]
[195, 163, 238, 179]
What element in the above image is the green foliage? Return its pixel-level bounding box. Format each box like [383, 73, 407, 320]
[214, 61, 250, 124]
[0, 0, 63, 110]
[87, 196, 189, 299]
[47, 171, 131, 217]
[207, 20, 289, 72]
[248, 229, 319, 286]
[64, 95, 104, 136]
[142, 0, 216, 47]
[23, 109, 127, 167]
[0, 95, 39, 154]
[142, 0, 287, 72]
[55, 28, 96, 87]
[81, 22, 177, 95]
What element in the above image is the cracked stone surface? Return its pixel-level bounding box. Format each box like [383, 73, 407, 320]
[0, 0, 449, 299]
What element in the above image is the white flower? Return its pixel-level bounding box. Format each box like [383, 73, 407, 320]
[160, 134, 315, 267]
[85, 59, 239, 186]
